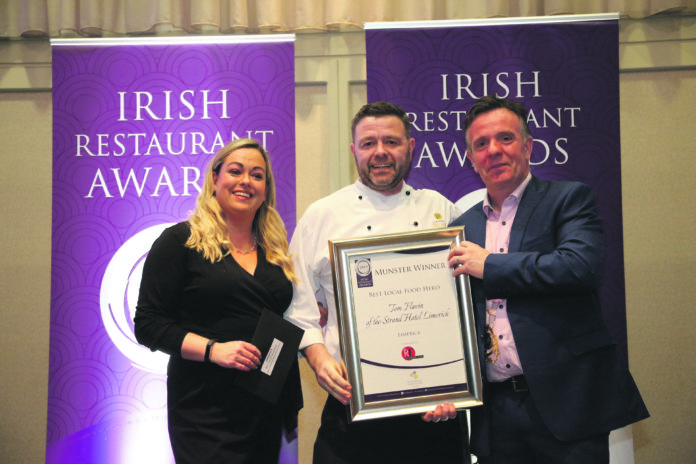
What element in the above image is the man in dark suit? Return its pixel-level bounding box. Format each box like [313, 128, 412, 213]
[448, 96, 648, 464]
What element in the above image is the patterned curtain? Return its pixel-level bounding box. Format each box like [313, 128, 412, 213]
[2, 0, 695, 39]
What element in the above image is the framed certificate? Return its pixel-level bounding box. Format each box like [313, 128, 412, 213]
[329, 226, 483, 422]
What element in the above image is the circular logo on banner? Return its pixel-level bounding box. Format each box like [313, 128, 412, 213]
[100, 223, 174, 374]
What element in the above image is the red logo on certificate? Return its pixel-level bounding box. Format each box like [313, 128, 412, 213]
[402, 346, 416, 360]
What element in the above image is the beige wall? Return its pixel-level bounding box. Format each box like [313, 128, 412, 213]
[1, 22, 695, 464]
[0, 92, 52, 464]
[619, 70, 696, 463]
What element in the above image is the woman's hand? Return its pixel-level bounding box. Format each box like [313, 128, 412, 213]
[181, 333, 261, 370]
[209, 340, 262, 371]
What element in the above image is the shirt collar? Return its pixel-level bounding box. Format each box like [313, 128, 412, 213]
[354, 179, 412, 204]
[482, 173, 532, 217]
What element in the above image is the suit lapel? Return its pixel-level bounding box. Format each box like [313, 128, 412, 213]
[508, 176, 546, 252]
[458, 205, 488, 342]
[462, 205, 487, 247]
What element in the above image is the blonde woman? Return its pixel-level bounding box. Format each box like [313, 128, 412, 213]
[135, 138, 300, 463]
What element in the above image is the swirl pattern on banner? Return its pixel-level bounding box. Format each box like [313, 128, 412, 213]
[48, 38, 296, 462]
[366, 18, 628, 363]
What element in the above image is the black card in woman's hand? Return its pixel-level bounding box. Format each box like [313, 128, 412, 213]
[233, 308, 304, 404]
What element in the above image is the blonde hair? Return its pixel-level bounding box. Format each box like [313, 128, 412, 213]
[186, 138, 296, 283]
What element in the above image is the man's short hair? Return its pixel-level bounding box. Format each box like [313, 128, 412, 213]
[351, 101, 411, 140]
[464, 96, 531, 148]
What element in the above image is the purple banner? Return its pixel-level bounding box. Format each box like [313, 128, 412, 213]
[366, 16, 628, 358]
[48, 36, 296, 463]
